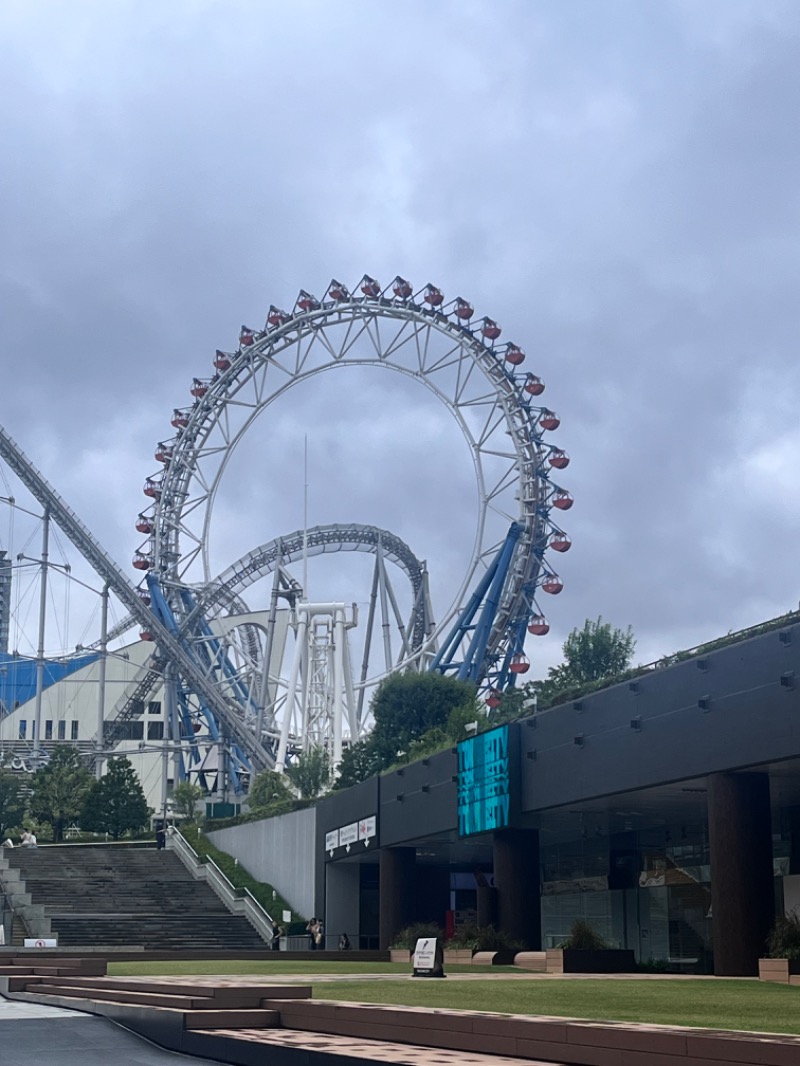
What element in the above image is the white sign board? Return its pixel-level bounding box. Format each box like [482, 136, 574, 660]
[24, 938, 58, 948]
[412, 937, 437, 970]
[358, 815, 376, 841]
[339, 822, 358, 848]
[282, 910, 292, 923]
[325, 829, 339, 852]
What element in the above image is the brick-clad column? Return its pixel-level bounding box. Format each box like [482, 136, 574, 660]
[493, 828, 541, 948]
[708, 772, 774, 976]
[379, 847, 416, 950]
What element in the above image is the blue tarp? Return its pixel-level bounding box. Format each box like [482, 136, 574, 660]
[0, 650, 99, 713]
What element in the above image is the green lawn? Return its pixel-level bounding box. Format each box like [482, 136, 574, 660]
[107, 961, 800, 1035]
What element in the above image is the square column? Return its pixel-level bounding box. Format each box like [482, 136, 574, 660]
[379, 847, 416, 950]
[708, 772, 774, 975]
[493, 828, 541, 948]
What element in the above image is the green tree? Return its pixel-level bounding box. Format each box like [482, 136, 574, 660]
[247, 769, 295, 815]
[29, 746, 93, 841]
[286, 746, 330, 799]
[532, 616, 636, 708]
[171, 780, 204, 821]
[334, 737, 382, 790]
[81, 757, 151, 840]
[0, 770, 27, 839]
[368, 672, 478, 768]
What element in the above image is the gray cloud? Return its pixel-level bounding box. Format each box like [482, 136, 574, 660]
[1, 0, 799, 677]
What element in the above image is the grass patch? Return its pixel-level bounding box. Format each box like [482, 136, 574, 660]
[314, 979, 800, 1035]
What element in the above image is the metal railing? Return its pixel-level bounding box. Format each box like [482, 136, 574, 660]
[166, 828, 275, 944]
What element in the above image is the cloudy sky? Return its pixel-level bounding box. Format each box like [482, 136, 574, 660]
[1, 0, 799, 679]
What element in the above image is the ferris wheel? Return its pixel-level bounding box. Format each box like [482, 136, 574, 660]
[132, 275, 571, 772]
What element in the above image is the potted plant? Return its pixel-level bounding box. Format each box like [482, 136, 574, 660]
[546, 919, 636, 974]
[759, 912, 800, 982]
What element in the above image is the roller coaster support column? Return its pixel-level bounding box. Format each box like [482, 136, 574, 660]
[430, 522, 522, 685]
[95, 582, 110, 779]
[32, 509, 50, 765]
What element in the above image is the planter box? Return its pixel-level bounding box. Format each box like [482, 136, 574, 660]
[389, 949, 411, 963]
[546, 948, 636, 974]
[443, 949, 474, 965]
[759, 957, 800, 983]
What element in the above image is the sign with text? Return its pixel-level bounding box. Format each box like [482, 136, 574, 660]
[412, 937, 444, 978]
[325, 814, 378, 857]
[457, 724, 517, 836]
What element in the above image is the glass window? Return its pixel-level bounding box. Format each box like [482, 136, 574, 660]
[57, 720, 65, 740]
[147, 721, 164, 741]
[148, 700, 162, 715]
[71, 721, 79, 740]
[18, 720, 26, 739]
[45, 720, 53, 740]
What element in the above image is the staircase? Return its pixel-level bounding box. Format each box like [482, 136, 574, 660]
[4, 845, 269, 950]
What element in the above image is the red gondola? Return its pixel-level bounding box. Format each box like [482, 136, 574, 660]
[550, 533, 572, 553]
[143, 478, 162, 500]
[540, 409, 560, 431]
[140, 629, 154, 642]
[481, 317, 501, 341]
[524, 374, 545, 396]
[133, 552, 153, 571]
[136, 588, 151, 607]
[214, 350, 232, 371]
[393, 276, 412, 298]
[528, 615, 550, 636]
[155, 442, 173, 464]
[424, 283, 444, 306]
[552, 489, 574, 511]
[548, 449, 570, 470]
[510, 653, 530, 674]
[136, 514, 153, 535]
[328, 280, 349, 302]
[542, 574, 564, 595]
[239, 326, 257, 346]
[171, 408, 190, 429]
[454, 297, 473, 320]
[190, 378, 209, 398]
[505, 343, 526, 366]
[486, 691, 502, 709]
[297, 290, 320, 312]
[267, 306, 291, 327]
[361, 275, 381, 297]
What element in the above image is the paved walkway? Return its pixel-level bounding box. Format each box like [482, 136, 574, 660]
[0, 995, 224, 1066]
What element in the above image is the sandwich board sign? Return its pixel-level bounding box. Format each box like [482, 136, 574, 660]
[412, 937, 445, 978]
[24, 938, 58, 948]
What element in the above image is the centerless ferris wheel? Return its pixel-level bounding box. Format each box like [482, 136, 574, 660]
[131, 274, 572, 785]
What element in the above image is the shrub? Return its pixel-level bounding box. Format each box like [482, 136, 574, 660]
[447, 924, 523, 952]
[391, 922, 445, 949]
[559, 918, 608, 950]
[766, 912, 800, 960]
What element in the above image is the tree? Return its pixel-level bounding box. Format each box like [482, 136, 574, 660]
[29, 745, 93, 841]
[0, 770, 27, 840]
[171, 780, 204, 821]
[334, 737, 382, 790]
[247, 769, 295, 815]
[368, 672, 479, 768]
[286, 746, 330, 799]
[532, 617, 636, 708]
[81, 757, 151, 840]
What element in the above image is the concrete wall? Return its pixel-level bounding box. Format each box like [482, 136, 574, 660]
[207, 806, 316, 920]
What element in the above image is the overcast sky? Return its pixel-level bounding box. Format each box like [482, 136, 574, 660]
[1, 0, 799, 679]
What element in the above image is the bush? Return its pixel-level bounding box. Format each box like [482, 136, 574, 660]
[447, 924, 523, 952]
[767, 912, 800, 959]
[559, 919, 608, 950]
[391, 922, 445, 949]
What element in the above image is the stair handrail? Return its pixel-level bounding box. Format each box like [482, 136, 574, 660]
[166, 827, 275, 942]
